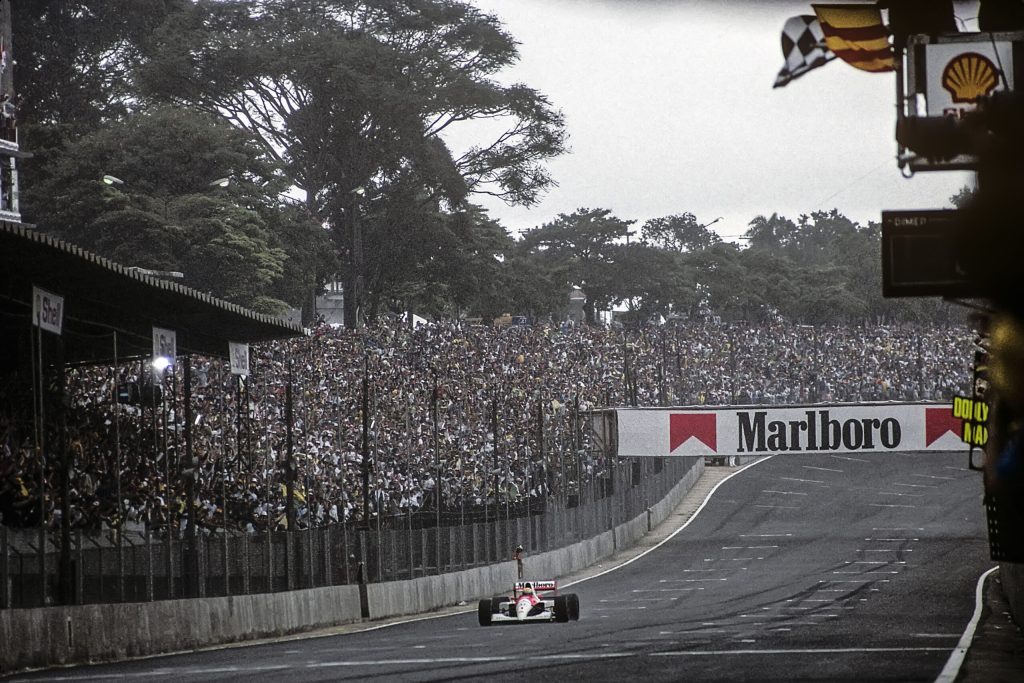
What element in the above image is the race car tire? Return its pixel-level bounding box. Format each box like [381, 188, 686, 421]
[478, 599, 493, 626]
[567, 593, 580, 621]
[553, 595, 570, 623]
[491, 596, 510, 614]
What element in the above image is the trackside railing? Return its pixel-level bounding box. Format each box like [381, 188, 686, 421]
[0, 457, 696, 609]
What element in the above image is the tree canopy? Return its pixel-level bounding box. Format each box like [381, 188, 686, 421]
[14, 1, 961, 326]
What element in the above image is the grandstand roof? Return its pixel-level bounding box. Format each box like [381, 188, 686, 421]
[0, 221, 305, 365]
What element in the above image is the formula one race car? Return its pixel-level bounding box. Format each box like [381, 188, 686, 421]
[478, 580, 580, 626]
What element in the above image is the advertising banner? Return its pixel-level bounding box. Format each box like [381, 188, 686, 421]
[617, 403, 964, 457]
[229, 342, 250, 376]
[922, 38, 1015, 118]
[32, 286, 63, 335]
[152, 327, 177, 365]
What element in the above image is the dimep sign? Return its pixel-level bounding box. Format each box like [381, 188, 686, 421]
[617, 403, 964, 457]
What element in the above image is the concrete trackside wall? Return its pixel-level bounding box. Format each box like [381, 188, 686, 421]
[1000, 561, 1024, 627]
[0, 584, 361, 674]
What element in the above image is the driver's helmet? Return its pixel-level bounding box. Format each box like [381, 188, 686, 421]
[522, 583, 533, 595]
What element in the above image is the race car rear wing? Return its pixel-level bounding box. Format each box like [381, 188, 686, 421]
[514, 580, 557, 594]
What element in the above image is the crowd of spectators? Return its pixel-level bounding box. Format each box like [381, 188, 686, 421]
[0, 316, 973, 538]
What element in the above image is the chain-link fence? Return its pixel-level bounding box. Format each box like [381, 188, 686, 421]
[0, 457, 695, 609]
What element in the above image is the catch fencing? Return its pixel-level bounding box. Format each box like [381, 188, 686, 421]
[0, 457, 694, 609]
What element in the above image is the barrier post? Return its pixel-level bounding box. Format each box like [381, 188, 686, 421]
[407, 510, 414, 579]
[323, 527, 332, 587]
[0, 526, 8, 609]
[241, 532, 250, 595]
[144, 527, 154, 602]
[222, 532, 230, 596]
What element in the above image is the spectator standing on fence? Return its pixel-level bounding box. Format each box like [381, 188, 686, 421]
[513, 544, 524, 579]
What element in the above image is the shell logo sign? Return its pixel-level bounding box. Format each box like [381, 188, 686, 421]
[942, 52, 998, 104]
[918, 37, 1015, 119]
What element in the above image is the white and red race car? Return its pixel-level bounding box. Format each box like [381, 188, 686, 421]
[478, 580, 580, 625]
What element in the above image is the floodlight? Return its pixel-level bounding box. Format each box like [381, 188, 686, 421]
[152, 356, 171, 372]
[210, 177, 230, 188]
[102, 175, 125, 186]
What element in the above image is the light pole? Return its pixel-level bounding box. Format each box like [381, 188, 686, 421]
[348, 186, 367, 329]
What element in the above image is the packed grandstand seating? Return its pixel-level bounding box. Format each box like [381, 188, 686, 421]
[0, 317, 973, 536]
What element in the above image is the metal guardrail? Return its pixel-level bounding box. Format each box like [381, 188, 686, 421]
[0, 458, 694, 609]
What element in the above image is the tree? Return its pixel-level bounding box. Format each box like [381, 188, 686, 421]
[743, 213, 798, 254]
[31, 106, 297, 312]
[13, 0, 189, 223]
[519, 208, 633, 322]
[641, 213, 722, 253]
[606, 243, 694, 319]
[136, 0, 567, 326]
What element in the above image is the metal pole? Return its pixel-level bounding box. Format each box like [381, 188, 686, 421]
[491, 394, 499, 515]
[183, 356, 197, 597]
[54, 335, 70, 604]
[361, 352, 371, 524]
[32, 323, 45, 606]
[285, 359, 295, 531]
[432, 371, 440, 570]
[113, 331, 124, 602]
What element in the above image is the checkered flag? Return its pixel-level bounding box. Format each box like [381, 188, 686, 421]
[774, 15, 836, 88]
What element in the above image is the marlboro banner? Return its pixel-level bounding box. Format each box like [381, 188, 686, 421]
[616, 403, 964, 457]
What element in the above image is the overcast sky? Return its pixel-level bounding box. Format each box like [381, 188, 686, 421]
[454, 0, 977, 242]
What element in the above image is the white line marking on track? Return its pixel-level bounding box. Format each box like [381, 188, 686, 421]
[560, 458, 774, 589]
[865, 538, 918, 541]
[779, 477, 827, 484]
[868, 503, 917, 508]
[912, 474, 955, 480]
[872, 527, 924, 531]
[803, 466, 843, 472]
[830, 455, 870, 463]
[754, 505, 799, 509]
[650, 647, 951, 657]
[740, 533, 792, 537]
[876, 491, 925, 497]
[762, 490, 808, 495]
[894, 482, 937, 489]
[660, 578, 727, 582]
[935, 566, 998, 683]
[633, 588, 704, 592]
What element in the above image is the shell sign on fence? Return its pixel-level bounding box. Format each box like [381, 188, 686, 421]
[617, 403, 965, 457]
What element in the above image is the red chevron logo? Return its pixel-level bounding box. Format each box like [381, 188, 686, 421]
[925, 406, 962, 446]
[670, 413, 717, 453]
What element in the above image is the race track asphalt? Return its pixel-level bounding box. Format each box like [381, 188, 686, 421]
[11, 452, 991, 682]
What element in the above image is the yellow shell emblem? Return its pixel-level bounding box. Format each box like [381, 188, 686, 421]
[942, 52, 999, 104]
